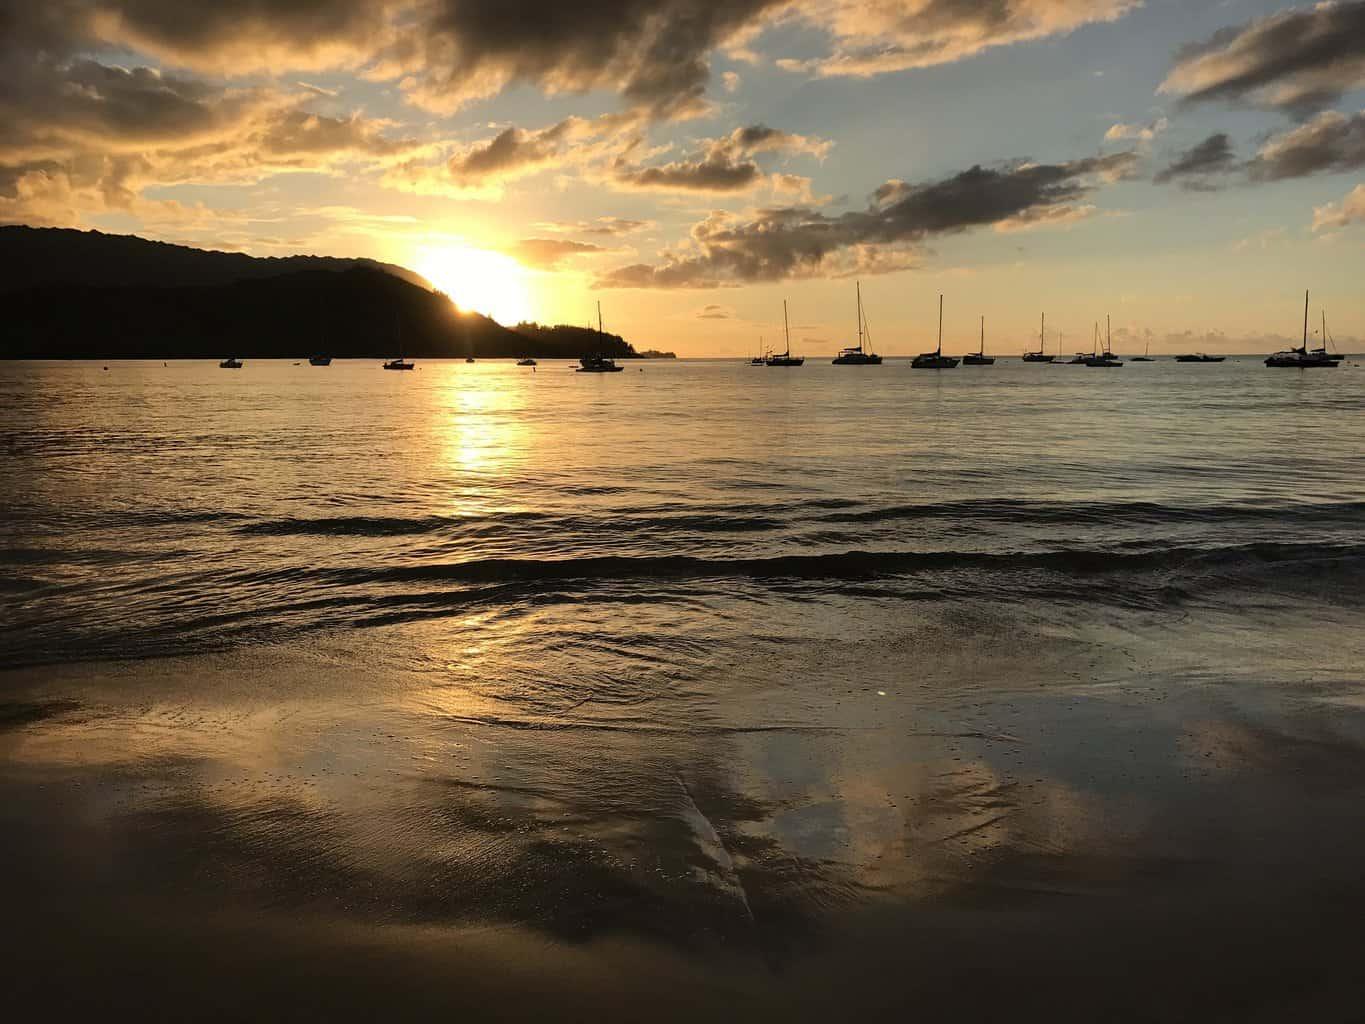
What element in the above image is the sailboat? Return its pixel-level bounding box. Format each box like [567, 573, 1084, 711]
[1067, 325, 1095, 364]
[577, 301, 624, 372]
[1175, 352, 1225, 363]
[766, 301, 804, 366]
[750, 337, 766, 366]
[1131, 342, 1154, 362]
[383, 315, 413, 369]
[1084, 316, 1123, 366]
[1316, 310, 1344, 363]
[911, 295, 959, 369]
[218, 357, 243, 369]
[962, 316, 994, 365]
[1266, 291, 1335, 367]
[1023, 313, 1055, 362]
[832, 282, 882, 365]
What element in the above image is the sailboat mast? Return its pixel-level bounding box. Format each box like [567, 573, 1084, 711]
[1040, 312, 1045, 353]
[980, 315, 984, 357]
[1322, 310, 1327, 352]
[783, 299, 790, 357]
[1107, 314, 1111, 355]
[1302, 289, 1309, 351]
[597, 301, 603, 336]
[856, 282, 864, 353]
[937, 294, 943, 356]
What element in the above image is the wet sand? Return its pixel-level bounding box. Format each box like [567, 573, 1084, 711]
[6, 594, 1365, 1021]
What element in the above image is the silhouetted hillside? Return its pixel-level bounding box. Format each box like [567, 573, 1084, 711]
[0, 226, 429, 293]
[0, 227, 647, 359]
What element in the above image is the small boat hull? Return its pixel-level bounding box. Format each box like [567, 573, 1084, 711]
[911, 354, 959, 369]
[766, 356, 804, 367]
[383, 360, 414, 370]
[219, 359, 242, 369]
[1022, 352, 1055, 363]
[962, 355, 994, 365]
[308, 356, 332, 366]
[832, 352, 882, 365]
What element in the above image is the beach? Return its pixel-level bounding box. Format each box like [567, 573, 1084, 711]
[3, 357, 1364, 1018]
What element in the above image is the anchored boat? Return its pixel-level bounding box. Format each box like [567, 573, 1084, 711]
[912, 295, 959, 369]
[832, 283, 882, 365]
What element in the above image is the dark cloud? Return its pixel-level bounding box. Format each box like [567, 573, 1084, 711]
[611, 123, 829, 193]
[447, 121, 575, 184]
[1249, 110, 1365, 181]
[537, 217, 651, 237]
[781, 0, 1138, 78]
[1153, 133, 1238, 188]
[598, 151, 1136, 287]
[394, 0, 784, 117]
[1160, 1, 1365, 115]
[509, 237, 608, 269]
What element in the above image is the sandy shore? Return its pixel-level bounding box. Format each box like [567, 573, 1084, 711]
[5, 595, 1365, 1020]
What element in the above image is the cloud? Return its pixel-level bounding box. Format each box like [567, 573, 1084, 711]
[387, 0, 785, 118]
[509, 237, 609, 269]
[721, 71, 742, 93]
[1104, 117, 1168, 142]
[610, 123, 831, 193]
[535, 217, 652, 236]
[597, 151, 1136, 287]
[780, 0, 1139, 78]
[1159, 1, 1365, 115]
[1153, 133, 1238, 188]
[1312, 183, 1365, 231]
[1249, 110, 1365, 181]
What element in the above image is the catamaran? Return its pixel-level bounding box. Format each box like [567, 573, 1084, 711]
[1023, 313, 1055, 362]
[963, 315, 994, 365]
[1266, 291, 1335, 368]
[832, 282, 882, 365]
[577, 301, 624, 372]
[1175, 353, 1225, 363]
[766, 301, 804, 366]
[912, 295, 959, 369]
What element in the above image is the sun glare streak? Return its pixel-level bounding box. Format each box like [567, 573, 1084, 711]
[414, 245, 533, 327]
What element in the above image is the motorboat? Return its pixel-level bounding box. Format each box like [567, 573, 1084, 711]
[516, 357, 537, 366]
[219, 357, 242, 369]
[383, 357, 414, 370]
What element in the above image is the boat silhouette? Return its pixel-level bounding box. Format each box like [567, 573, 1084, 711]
[911, 295, 959, 369]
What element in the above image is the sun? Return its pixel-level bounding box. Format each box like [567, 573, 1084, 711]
[414, 245, 534, 326]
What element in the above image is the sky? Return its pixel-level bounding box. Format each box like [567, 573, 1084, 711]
[1, 0, 1363, 356]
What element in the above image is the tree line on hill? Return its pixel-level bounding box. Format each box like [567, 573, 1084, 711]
[0, 227, 664, 360]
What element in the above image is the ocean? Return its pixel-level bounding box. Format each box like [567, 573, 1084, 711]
[3, 356, 1365, 1019]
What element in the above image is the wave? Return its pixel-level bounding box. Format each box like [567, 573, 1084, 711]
[317, 540, 1365, 587]
[225, 498, 1365, 539]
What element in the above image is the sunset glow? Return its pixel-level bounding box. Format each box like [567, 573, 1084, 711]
[415, 246, 535, 326]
